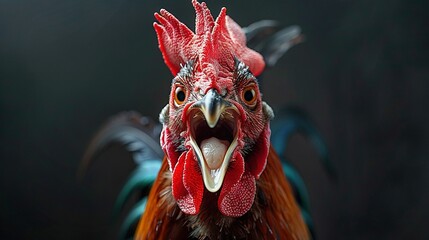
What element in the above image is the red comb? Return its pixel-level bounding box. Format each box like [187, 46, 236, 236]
[153, 0, 265, 78]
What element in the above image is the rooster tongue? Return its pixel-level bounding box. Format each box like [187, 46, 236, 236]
[189, 134, 238, 193]
[200, 137, 228, 170]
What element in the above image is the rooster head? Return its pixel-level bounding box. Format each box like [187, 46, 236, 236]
[156, 0, 274, 217]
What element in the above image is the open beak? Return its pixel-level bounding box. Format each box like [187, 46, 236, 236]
[187, 89, 239, 192]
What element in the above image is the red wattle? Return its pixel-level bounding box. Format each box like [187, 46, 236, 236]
[183, 150, 204, 214]
[218, 153, 256, 217]
[219, 168, 256, 217]
[171, 151, 203, 215]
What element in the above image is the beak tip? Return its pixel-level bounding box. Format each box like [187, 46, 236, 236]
[199, 89, 225, 128]
[205, 115, 219, 128]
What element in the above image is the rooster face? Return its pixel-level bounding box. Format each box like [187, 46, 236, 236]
[157, 0, 273, 217]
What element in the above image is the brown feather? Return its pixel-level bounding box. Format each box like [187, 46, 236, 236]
[135, 146, 309, 239]
[134, 157, 186, 239]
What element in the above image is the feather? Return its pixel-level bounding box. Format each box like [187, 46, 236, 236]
[112, 161, 161, 218]
[119, 198, 148, 240]
[256, 146, 310, 239]
[244, 20, 280, 47]
[270, 106, 337, 238]
[79, 111, 164, 238]
[271, 107, 337, 181]
[244, 21, 304, 68]
[79, 111, 163, 179]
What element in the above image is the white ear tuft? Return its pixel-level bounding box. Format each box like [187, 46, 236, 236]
[159, 104, 170, 124]
[262, 101, 274, 120]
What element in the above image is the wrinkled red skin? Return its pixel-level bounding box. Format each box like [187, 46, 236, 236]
[157, 0, 270, 217]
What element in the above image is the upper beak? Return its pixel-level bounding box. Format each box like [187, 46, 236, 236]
[194, 89, 230, 128]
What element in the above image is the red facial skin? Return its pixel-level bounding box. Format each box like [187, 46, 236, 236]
[156, 0, 271, 217]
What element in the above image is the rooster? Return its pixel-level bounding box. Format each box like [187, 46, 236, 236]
[81, 0, 332, 239]
[133, 1, 309, 239]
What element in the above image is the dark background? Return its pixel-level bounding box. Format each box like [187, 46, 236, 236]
[1, 0, 428, 239]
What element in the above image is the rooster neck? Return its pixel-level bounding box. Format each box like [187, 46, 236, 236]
[136, 146, 309, 239]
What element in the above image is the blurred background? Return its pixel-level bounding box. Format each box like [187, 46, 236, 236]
[1, 0, 428, 239]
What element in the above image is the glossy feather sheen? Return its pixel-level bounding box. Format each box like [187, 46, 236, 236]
[135, 146, 309, 239]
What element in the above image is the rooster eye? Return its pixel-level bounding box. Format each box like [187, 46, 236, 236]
[174, 86, 187, 105]
[242, 85, 257, 106]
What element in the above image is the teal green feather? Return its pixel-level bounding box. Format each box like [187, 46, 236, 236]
[112, 160, 161, 218]
[118, 198, 148, 240]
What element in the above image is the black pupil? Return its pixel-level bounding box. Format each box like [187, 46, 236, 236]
[177, 90, 185, 102]
[244, 90, 254, 102]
